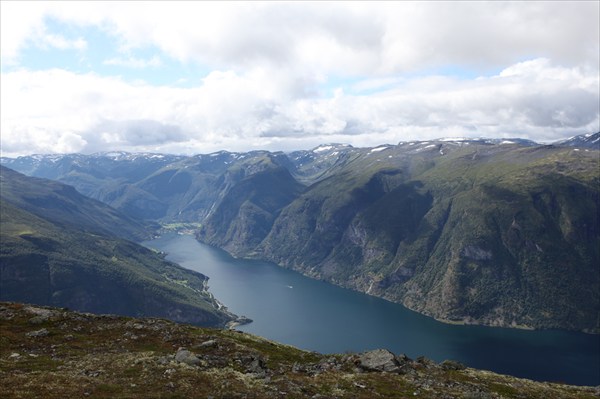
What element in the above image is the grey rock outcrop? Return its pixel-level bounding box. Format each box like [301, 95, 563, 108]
[26, 328, 49, 338]
[357, 349, 409, 373]
[247, 356, 268, 376]
[440, 360, 466, 371]
[175, 348, 202, 366]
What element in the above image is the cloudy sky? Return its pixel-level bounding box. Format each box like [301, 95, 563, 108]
[1, 1, 598, 156]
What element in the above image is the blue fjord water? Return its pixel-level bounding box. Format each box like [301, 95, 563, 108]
[144, 233, 599, 386]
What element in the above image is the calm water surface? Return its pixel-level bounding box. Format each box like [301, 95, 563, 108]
[144, 233, 599, 386]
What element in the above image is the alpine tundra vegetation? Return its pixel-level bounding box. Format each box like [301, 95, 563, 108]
[1, 302, 598, 398]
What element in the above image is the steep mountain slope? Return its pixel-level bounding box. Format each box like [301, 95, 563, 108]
[0, 152, 192, 221]
[0, 166, 153, 241]
[198, 154, 305, 255]
[554, 132, 600, 149]
[287, 143, 359, 184]
[0, 152, 184, 182]
[0, 167, 238, 327]
[395, 146, 599, 331]
[0, 151, 295, 223]
[256, 143, 599, 332]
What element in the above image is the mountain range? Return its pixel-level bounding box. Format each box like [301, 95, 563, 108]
[2, 132, 598, 332]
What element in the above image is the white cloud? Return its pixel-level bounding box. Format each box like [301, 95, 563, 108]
[39, 33, 87, 51]
[2, 2, 598, 72]
[1, 2, 48, 62]
[103, 55, 162, 68]
[1, 58, 597, 156]
[0, 2, 598, 155]
[1, 2, 88, 64]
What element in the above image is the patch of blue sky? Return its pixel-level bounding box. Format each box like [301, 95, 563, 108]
[318, 74, 365, 97]
[100, 47, 209, 88]
[412, 64, 496, 80]
[319, 63, 506, 98]
[13, 18, 105, 74]
[9, 17, 210, 88]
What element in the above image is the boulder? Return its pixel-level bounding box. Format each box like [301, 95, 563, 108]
[23, 306, 55, 319]
[357, 349, 403, 373]
[175, 348, 201, 366]
[440, 360, 466, 371]
[247, 356, 267, 374]
[26, 328, 49, 338]
[198, 339, 218, 348]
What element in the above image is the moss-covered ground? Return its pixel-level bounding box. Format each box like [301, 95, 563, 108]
[1, 302, 597, 399]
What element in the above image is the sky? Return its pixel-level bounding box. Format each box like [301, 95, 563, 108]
[1, 1, 599, 156]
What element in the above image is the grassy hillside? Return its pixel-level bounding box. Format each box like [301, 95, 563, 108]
[0, 166, 154, 241]
[0, 167, 238, 327]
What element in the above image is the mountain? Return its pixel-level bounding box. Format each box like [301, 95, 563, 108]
[287, 143, 358, 184]
[2, 133, 598, 332]
[256, 142, 599, 332]
[0, 152, 185, 181]
[2, 302, 597, 398]
[209, 139, 598, 332]
[1, 150, 293, 223]
[553, 132, 600, 149]
[0, 166, 240, 327]
[0, 165, 153, 241]
[197, 153, 305, 254]
[1, 152, 187, 221]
